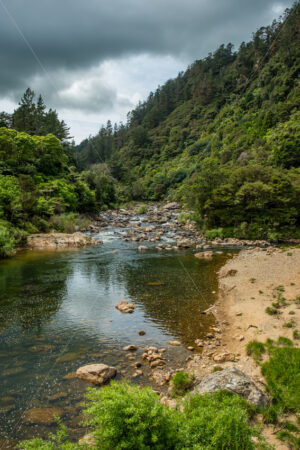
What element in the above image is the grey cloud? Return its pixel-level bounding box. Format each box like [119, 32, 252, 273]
[0, 0, 293, 107]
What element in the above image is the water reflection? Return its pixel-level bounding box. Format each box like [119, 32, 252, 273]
[0, 235, 232, 445]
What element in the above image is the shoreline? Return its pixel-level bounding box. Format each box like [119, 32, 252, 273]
[214, 247, 300, 448]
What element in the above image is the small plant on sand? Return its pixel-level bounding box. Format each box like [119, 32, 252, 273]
[250, 278, 256, 283]
[293, 330, 300, 340]
[265, 306, 277, 315]
[137, 204, 148, 214]
[246, 340, 265, 359]
[170, 371, 194, 397]
[283, 321, 295, 328]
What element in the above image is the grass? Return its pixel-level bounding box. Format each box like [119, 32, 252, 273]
[246, 340, 265, 359]
[293, 330, 300, 340]
[277, 336, 293, 347]
[262, 347, 300, 414]
[137, 204, 148, 214]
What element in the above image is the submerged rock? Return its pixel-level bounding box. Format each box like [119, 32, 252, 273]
[193, 366, 268, 407]
[76, 364, 116, 385]
[115, 300, 136, 313]
[23, 407, 63, 425]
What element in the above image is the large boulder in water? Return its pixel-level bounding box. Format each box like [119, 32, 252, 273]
[76, 364, 117, 385]
[192, 366, 268, 407]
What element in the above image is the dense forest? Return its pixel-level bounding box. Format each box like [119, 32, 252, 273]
[0, 3, 299, 256]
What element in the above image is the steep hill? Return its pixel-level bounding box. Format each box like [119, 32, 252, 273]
[76, 3, 300, 239]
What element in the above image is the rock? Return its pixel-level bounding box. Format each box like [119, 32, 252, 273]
[193, 366, 268, 407]
[123, 345, 138, 351]
[132, 370, 143, 377]
[76, 364, 116, 385]
[48, 392, 68, 402]
[188, 346, 194, 351]
[139, 330, 146, 336]
[225, 269, 238, 277]
[78, 433, 97, 447]
[169, 340, 181, 346]
[138, 245, 148, 251]
[194, 251, 213, 259]
[163, 202, 180, 210]
[23, 407, 63, 425]
[115, 300, 136, 313]
[27, 232, 99, 250]
[177, 239, 193, 248]
[195, 339, 204, 347]
[213, 352, 236, 362]
[150, 359, 166, 368]
[29, 344, 56, 352]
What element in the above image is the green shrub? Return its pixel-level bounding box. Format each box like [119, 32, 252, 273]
[137, 204, 148, 214]
[0, 225, 16, 258]
[49, 213, 90, 233]
[205, 228, 225, 239]
[170, 371, 194, 397]
[262, 347, 300, 413]
[246, 340, 266, 359]
[20, 382, 269, 450]
[180, 390, 266, 449]
[83, 381, 179, 449]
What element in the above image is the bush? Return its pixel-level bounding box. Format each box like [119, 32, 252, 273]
[0, 225, 16, 257]
[170, 371, 194, 397]
[180, 390, 266, 449]
[84, 381, 179, 449]
[20, 382, 270, 450]
[49, 213, 90, 233]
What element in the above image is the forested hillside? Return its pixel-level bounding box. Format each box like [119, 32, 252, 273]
[0, 4, 299, 258]
[76, 3, 300, 239]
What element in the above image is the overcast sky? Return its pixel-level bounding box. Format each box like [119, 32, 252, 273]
[0, 0, 294, 143]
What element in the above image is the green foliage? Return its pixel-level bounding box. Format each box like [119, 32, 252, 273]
[137, 204, 148, 214]
[0, 225, 16, 257]
[84, 381, 179, 449]
[20, 382, 269, 450]
[277, 336, 293, 347]
[74, 4, 300, 238]
[18, 420, 80, 449]
[246, 340, 266, 359]
[262, 347, 300, 413]
[170, 371, 194, 397]
[180, 390, 266, 449]
[49, 213, 90, 233]
[265, 306, 278, 315]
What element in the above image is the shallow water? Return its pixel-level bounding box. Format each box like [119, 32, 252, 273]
[0, 227, 231, 446]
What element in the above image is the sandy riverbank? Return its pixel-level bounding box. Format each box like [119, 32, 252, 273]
[215, 247, 300, 448]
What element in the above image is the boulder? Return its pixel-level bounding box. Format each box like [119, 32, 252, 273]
[115, 300, 135, 313]
[27, 232, 99, 249]
[193, 366, 268, 407]
[169, 340, 181, 346]
[76, 364, 116, 385]
[123, 345, 138, 351]
[194, 251, 213, 259]
[163, 202, 180, 210]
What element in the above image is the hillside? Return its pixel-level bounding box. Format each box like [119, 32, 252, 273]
[76, 3, 300, 239]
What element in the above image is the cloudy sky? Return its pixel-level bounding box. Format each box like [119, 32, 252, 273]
[0, 0, 294, 143]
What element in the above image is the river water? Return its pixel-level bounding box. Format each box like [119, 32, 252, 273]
[0, 225, 231, 447]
